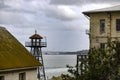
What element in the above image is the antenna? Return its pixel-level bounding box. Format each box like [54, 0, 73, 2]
[35, 30, 37, 34]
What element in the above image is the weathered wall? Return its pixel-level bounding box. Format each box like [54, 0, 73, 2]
[0, 69, 37, 80]
[89, 12, 120, 48]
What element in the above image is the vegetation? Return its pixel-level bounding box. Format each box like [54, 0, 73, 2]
[50, 76, 62, 80]
[50, 74, 75, 80]
[61, 40, 120, 80]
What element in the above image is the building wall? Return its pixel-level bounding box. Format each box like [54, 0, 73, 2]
[89, 12, 120, 48]
[0, 69, 37, 80]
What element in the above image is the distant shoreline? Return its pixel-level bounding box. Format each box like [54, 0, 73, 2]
[43, 50, 88, 55]
[44, 54, 77, 55]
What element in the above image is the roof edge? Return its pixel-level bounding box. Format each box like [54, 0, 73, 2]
[83, 10, 120, 17]
[0, 66, 39, 72]
[82, 5, 120, 16]
[0, 26, 6, 30]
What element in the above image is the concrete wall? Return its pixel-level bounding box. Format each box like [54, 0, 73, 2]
[89, 12, 120, 48]
[0, 69, 37, 80]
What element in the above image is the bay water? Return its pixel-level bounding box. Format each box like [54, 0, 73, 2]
[42, 55, 77, 79]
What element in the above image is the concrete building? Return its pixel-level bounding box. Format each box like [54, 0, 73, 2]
[0, 27, 42, 80]
[83, 5, 120, 48]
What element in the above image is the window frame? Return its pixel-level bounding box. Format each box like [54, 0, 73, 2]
[100, 43, 105, 49]
[116, 19, 120, 31]
[0, 76, 4, 80]
[100, 19, 105, 33]
[116, 42, 120, 48]
[19, 72, 26, 80]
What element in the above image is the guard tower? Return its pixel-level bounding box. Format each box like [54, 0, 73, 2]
[25, 31, 47, 80]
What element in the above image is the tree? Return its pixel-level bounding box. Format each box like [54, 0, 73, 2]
[85, 40, 120, 80]
[65, 40, 120, 80]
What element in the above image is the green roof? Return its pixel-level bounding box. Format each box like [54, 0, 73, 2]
[0, 27, 41, 70]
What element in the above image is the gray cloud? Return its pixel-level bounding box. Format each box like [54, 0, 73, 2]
[0, 0, 9, 8]
[50, 0, 83, 5]
[0, 0, 42, 27]
[0, 0, 38, 14]
[50, 0, 120, 5]
[0, 0, 116, 29]
[0, 11, 28, 25]
[0, 0, 80, 26]
[43, 5, 79, 21]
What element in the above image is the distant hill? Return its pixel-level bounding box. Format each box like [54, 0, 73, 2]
[43, 50, 88, 55]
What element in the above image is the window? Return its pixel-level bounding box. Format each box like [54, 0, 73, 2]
[116, 43, 120, 48]
[19, 72, 26, 80]
[0, 76, 4, 80]
[100, 19, 105, 33]
[116, 19, 120, 31]
[100, 43, 105, 49]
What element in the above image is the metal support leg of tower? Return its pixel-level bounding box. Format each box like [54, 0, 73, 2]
[31, 47, 46, 80]
[38, 48, 46, 80]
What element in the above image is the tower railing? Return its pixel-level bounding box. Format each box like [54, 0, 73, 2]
[85, 29, 90, 35]
[25, 42, 47, 47]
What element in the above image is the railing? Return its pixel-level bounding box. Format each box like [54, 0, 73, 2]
[85, 29, 90, 35]
[25, 42, 47, 47]
[76, 54, 88, 76]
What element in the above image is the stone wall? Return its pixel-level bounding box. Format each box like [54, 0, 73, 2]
[89, 12, 120, 48]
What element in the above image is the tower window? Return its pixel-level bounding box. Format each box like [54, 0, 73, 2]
[0, 76, 4, 80]
[19, 72, 26, 80]
[100, 19, 105, 33]
[116, 19, 120, 31]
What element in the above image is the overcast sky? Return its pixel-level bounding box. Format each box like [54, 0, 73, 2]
[0, 0, 120, 51]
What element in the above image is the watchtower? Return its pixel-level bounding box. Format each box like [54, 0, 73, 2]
[25, 31, 47, 80]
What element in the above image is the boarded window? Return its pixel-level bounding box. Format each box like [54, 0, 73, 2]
[19, 72, 26, 80]
[116, 19, 120, 31]
[0, 76, 4, 80]
[100, 19, 105, 33]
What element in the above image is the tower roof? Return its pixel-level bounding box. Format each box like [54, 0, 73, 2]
[30, 34, 43, 39]
[29, 30, 43, 39]
[0, 27, 41, 71]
